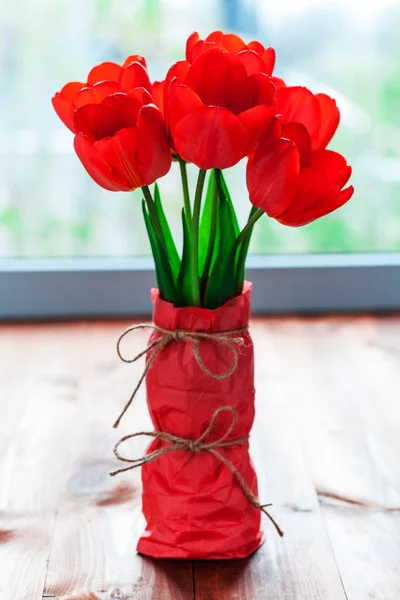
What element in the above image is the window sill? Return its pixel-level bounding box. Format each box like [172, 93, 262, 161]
[1, 254, 399, 320]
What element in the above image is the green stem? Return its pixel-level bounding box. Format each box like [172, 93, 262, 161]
[200, 170, 219, 296]
[142, 185, 166, 252]
[178, 158, 191, 222]
[235, 207, 263, 249]
[234, 229, 253, 296]
[191, 169, 207, 307]
[234, 207, 264, 296]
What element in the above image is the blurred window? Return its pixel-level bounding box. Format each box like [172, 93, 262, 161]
[1, 0, 399, 258]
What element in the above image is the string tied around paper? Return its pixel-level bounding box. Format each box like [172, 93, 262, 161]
[113, 323, 248, 428]
[110, 406, 284, 538]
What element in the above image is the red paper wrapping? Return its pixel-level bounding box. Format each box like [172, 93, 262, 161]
[137, 282, 263, 559]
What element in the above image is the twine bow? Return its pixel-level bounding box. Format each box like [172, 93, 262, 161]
[110, 406, 284, 537]
[113, 323, 247, 428]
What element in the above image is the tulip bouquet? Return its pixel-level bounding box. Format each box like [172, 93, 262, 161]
[53, 31, 353, 560]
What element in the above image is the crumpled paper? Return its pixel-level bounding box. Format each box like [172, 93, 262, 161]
[137, 282, 263, 559]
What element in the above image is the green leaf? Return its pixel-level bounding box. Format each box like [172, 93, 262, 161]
[153, 183, 180, 279]
[216, 170, 240, 237]
[204, 191, 238, 309]
[199, 171, 218, 275]
[142, 200, 180, 304]
[177, 208, 193, 306]
[199, 171, 221, 302]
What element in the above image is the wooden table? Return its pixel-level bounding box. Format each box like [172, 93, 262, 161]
[1, 316, 399, 600]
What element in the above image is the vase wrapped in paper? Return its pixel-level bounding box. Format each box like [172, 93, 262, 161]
[53, 29, 353, 560]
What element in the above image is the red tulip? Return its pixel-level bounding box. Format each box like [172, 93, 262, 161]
[186, 31, 275, 77]
[163, 48, 276, 169]
[275, 84, 340, 150]
[246, 118, 353, 226]
[52, 55, 151, 132]
[152, 80, 165, 116]
[72, 92, 172, 191]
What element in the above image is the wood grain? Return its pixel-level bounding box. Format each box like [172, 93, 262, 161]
[1, 317, 399, 599]
[42, 322, 194, 600]
[310, 317, 400, 600]
[194, 320, 348, 600]
[0, 324, 88, 600]
[265, 316, 400, 600]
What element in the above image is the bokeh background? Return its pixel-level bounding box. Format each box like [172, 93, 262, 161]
[1, 0, 400, 258]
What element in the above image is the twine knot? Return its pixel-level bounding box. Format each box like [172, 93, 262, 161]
[187, 440, 199, 452]
[113, 323, 248, 428]
[110, 406, 283, 538]
[171, 329, 184, 341]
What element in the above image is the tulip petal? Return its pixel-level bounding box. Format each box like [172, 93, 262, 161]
[59, 81, 85, 100]
[184, 48, 249, 114]
[334, 165, 352, 189]
[262, 48, 276, 75]
[165, 60, 191, 87]
[164, 61, 191, 123]
[120, 61, 151, 92]
[281, 122, 311, 167]
[246, 137, 300, 217]
[101, 93, 143, 124]
[276, 86, 321, 142]
[52, 81, 85, 131]
[237, 49, 269, 76]
[122, 54, 147, 68]
[310, 149, 351, 187]
[126, 87, 153, 106]
[73, 81, 120, 109]
[190, 33, 248, 63]
[74, 99, 137, 141]
[337, 185, 354, 206]
[278, 176, 353, 227]
[87, 62, 122, 85]
[74, 133, 131, 191]
[169, 83, 204, 133]
[163, 61, 191, 133]
[74, 104, 120, 140]
[191, 40, 215, 62]
[94, 127, 143, 189]
[206, 31, 223, 44]
[174, 106, 248, 170]
[238, 105, 275, 152]
[136, 104, 172, 185]
[272, 77, 286, 90]
[186, 31, 199, 62]
[219, 33, 246, 54]
[277, 169, 336, 226]
[248, 40, 265, 56]
[248, 72, 275, 106]
[52, 95, 75, 131]
[152, 80, 165, 114]
[262, 115, 282, 142]
[313, 93, 340, 149]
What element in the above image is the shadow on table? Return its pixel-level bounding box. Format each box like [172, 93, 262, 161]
[136, 552, 262, 599]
